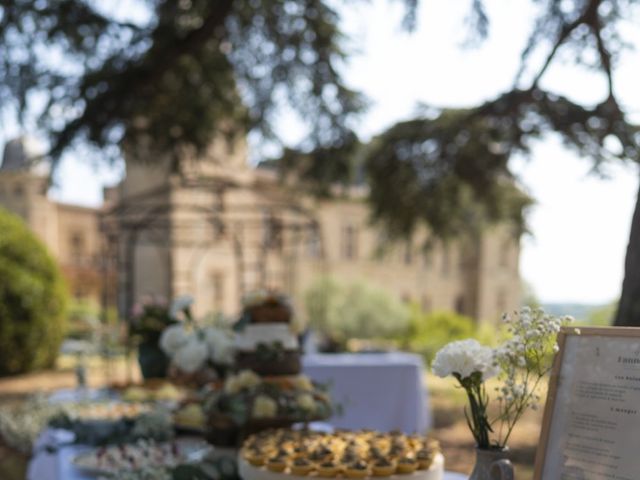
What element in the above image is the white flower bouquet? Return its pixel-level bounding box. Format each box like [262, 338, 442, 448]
[159, 296, 235, 378]
[432, 307, 572, 449]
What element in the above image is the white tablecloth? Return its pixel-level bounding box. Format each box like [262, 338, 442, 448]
[28, 441, 467, 480]
[27, 429, 93, 480]
[302, 352, 431, 434]
[28, 430, 467, 480]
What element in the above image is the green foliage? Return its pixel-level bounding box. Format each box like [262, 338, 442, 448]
[0, 208, 68, 375]
[399, 308, 479, 363]
[129, 301, 176, 346]
[585, 301, 618, 326]
[365, 110, 534, 240]
[0, 395, 66, 454]
[304, 276, 410, 342]
[66, 299, 100, 340]
[521, 280, 541, 310]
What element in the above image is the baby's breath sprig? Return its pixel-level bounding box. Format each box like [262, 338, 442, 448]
[491, 307, 573, 447]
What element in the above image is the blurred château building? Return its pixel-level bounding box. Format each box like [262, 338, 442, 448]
[0, 135, 521, 323]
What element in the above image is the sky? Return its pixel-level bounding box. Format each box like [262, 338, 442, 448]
[6, 0, 640, 305]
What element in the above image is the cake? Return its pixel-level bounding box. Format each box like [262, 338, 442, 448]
[204, 291, 332, 448]
[204, 370, 332, 446]
[238, 429, 444, 480]
[242, 292, 292, 324]
[235, 292, 301, 376]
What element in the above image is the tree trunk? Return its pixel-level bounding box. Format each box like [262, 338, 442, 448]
[614, 176, 640, 326]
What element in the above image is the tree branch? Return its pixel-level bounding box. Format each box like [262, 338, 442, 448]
[49, 0, 235, 161]
[529, 0, 607, 91]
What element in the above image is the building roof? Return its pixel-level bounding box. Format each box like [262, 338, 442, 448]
[1, 136, 50, 175]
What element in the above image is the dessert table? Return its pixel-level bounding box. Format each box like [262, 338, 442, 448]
[302, 352, 431, 434]
[27, 433, 469, 480]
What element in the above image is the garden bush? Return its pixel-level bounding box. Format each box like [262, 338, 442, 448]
[399, 308, 501, 363]
[0, 208, 68, 375]
[304, 276, 410, 349]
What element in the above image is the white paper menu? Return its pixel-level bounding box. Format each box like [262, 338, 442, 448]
[540, 333, 640, 480]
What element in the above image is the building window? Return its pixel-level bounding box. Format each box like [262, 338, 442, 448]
[441, 245, 451, 277]
[421, 295, 431, 313]
[458, 249, 466, 272]
[263, 215, 283, 252]
[403, 242, 413, 265]
[70, 232, 85, 264]
[341, 224, 358, 260]
[212, 273, 224, 312]
[499, 239, 510, 268]
[455, 295, 465, 315]
[307, 229, 322, 259]
[373, 231, 388, 260]
[497, 288, 507, 313]
[423, 250, 432, 269]
[13, 183, 24, 197]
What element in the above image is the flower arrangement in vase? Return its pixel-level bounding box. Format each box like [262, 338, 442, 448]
[129, 295, 177, 379]
[432, 307, 573, 480]
[159, 297, 235, 386]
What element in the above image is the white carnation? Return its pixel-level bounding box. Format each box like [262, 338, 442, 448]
[252, 395, 278, 419]
[159, 325, 191, 355]
[432, 339, 499, 381]
[173, 339, 208, 374]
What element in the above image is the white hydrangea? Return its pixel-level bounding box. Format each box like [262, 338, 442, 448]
[159, 324, 191, 356]
[172, 339, 209, 374]
[432, 339, 499, 381]
[252, 395, 278, 419]
[203, 327, 235, 365]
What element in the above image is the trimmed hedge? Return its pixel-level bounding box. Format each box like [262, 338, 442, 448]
[0, 208, 68, 375]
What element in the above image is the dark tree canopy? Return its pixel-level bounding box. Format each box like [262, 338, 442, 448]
[2, 0, 421, 163]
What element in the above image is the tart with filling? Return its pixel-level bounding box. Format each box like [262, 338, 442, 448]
[290, 457, 314, 476]
[309, 446, 332, 463]
[396, 457, 418, 474]
[344, 460, 370, 479]
[416, 449, 435, 470]
[316, 460, 340, 477]
[244, 448, 267, 467]
[372, 457, 396, 477]
[266, 455, 287, 472]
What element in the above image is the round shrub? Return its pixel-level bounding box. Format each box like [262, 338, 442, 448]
[305, 276, 410, 343]
[401, 309, 479, 363]
[0, 208, 68, 375]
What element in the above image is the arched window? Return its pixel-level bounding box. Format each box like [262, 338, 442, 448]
[341, 223, 358, 260]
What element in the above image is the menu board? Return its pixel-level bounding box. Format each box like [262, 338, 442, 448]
[535, 327, 640, 480]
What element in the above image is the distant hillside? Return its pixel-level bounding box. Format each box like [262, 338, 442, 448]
[542, 302, 616, 325]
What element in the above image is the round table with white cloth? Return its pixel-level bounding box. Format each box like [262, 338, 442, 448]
[302, 352, 431, 434]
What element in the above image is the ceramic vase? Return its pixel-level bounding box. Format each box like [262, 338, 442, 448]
[469, 447, 514, 480]
[137, 341, 170, 379]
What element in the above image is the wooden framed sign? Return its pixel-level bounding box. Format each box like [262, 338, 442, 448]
[534, 327, 640, 480]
